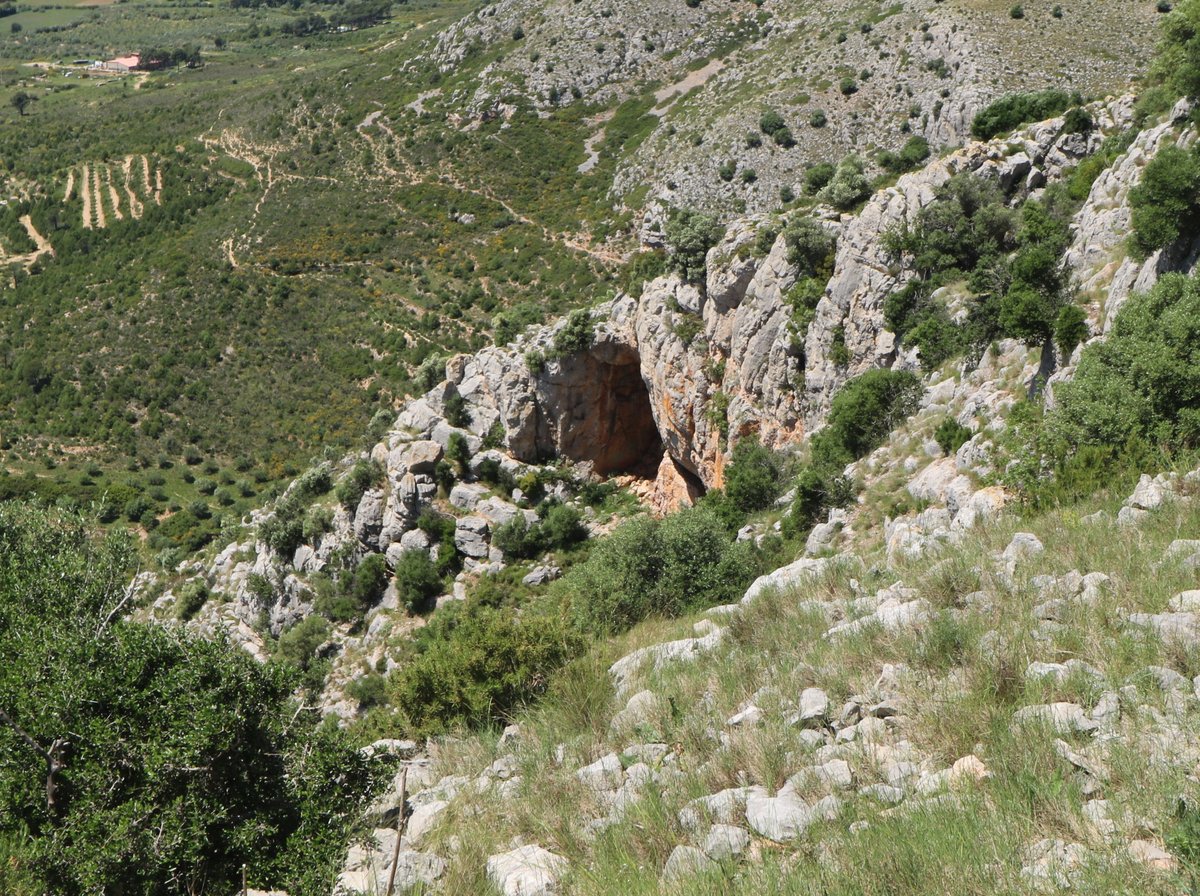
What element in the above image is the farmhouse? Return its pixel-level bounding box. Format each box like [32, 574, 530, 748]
[92, 54, 140, 73]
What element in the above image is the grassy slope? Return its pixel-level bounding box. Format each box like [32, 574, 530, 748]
[403, 459, 1200, 895]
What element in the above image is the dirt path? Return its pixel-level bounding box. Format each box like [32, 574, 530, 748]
[91, 165, 107, 228]
[0, 215, 55, 271]
[578, 110, 615, 174]
[21, 216, 52, 258]
[63, 169, 75, 203]
[153, 166, 162, 205]
[122, 156, 144, 219]
[141, 155, 153, 195]
[652, 57, 726, 115]
[80, 164, 94, 229]
[104, 165, 124, 221]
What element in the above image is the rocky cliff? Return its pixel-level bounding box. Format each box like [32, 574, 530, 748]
[148, 93, 1200, 734]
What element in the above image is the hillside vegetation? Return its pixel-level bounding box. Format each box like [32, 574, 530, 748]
[3, 0, 1200, 894]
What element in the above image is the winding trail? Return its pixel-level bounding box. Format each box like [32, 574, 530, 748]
[0, 215, 55, 271]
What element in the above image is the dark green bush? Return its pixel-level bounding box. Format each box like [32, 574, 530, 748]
[620, 249, 668, 297]
[783, 217, 836, 277]
[0, 503, 373, 896]
[1153, 0, 1200, 99]
[724, 436, 786, 513]
[1054, 304, 1089, 357]
[934, 418, 973, 456]
[804, 162, 836, 194]
[970, 89, 1074, 140]
[444, 391, 471, 427]
[335, 459, 382, 509]
[564, 507, 759, 635]
[878, 136, 931, 174]
[175, 579, 209, 621]
[349, 553, 389, 610]
[665, 209, 724, 286]
[493, 502, 588, 559]
[812, 369, 924, 468]
[551, 310, 595, 357]
[276, 615, 331, 671]
[447, 432, 472, 470]
[1051, 271, 1200, 449]
[389, 605, 581, 735]
[1129, 143, 1200, 259]
[819, 156, 872, 210]
[393, 548, 442, 614]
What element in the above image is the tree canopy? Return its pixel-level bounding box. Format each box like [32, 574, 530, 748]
[0, 502, 376, 895]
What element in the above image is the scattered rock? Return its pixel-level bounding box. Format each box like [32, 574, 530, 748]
[661, 845, 716, 882]
[745, 792, 815, 842]
[702, 824, 750, 861]
[486, 845, 568, 896]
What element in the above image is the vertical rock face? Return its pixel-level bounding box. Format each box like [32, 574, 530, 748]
[1064, 99, 1198, 332]
[434, 96, 1180, 491]
[443, 225, 808, 491]
[802, 98, 1135, 427]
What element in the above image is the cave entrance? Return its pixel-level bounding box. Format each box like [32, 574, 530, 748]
[555, 345, 664, 478]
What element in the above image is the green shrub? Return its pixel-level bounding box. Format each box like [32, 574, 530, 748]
[347, 673, 388, 709]
[551, 309, 595, 357]
[1053, 304, 1089, 357]
[349, 553, 389, 610]
[276, 615, 331, 671]
[783, 465, 854, 534]
[1061, 107, 1093, 134]
[934, 418, 973, 456]
[783, 217, 836, 277]
[819, 156, 872, 210]
[564, 507, 758, 635]
[389, 605, 581, 735]
[444, 391, 471, 427]
[665, 209, 724, 285]
[1129, 143, 1200, 259]
[493, 502, 587, 559]
[417, 508, 456, 543]
[415, 354, 447, 391]
[446, 432, 472, 470]
[970, 89, 1074, 139]
[175, 579, 209, 621]
[804, 162, 836, 194]
[1051, 271, 1200, 449]
[393, 548, 442, 614]
[1153, 0, 1200, 99]
[878, 136, 931, 174]
[0, 503, 373, 896]
[335, 459, 382, 509]
[619, 249, 668, 297]
[812, 369, 924, 468]
[883, 174, 1014, 278]
[301, 504, 334, 541]
[725, 436, 786, 514]
[492, 514, 542, 559]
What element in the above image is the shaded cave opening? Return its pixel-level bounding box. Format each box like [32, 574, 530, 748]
[557, 346, 667, 480]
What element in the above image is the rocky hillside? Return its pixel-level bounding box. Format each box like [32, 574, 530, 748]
[411, 0, 1159, 214]
[337, 449, 1200, 896]
[123, 55, 1200, 889]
